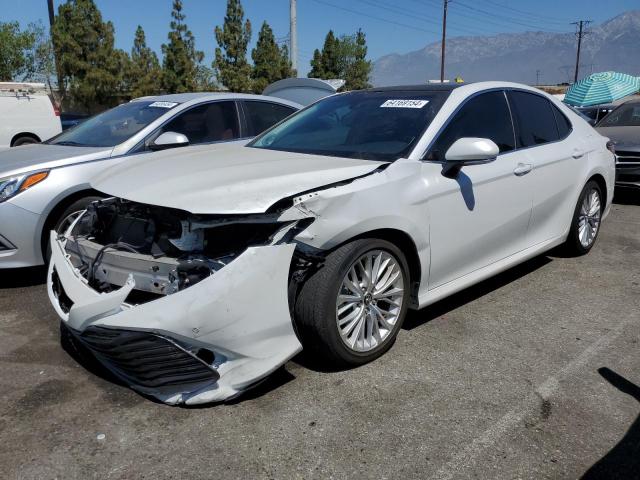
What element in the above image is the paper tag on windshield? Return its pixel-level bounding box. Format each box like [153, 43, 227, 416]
[148, 101, 178, 108]
[381, 99, 429, 109]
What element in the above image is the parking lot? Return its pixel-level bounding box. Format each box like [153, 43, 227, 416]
[0, 192, 638, 480]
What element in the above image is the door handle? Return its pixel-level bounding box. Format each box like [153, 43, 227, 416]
[572, 149, 586, 159]
[513, 163, 533, 176]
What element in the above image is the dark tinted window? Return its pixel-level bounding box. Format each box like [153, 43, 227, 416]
[250, 90, 451, 161]
[597, 103, 640, 127]
[427, 91, 515, 161]
[244, 101, 296, 136]
[508, 91, 559, 147]
[551, 104, 572, 139]
[159, 101, 239, 145]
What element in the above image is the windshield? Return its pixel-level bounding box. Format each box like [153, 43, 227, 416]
[49, 101, 180, 147]
[248, 90, 451, 161]
[597, 103, 640, 127]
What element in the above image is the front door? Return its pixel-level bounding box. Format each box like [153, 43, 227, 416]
[424, 90, 534, 289]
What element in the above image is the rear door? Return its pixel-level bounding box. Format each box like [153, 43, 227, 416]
[506, 90, 578, 244]
[425, 90, 535, 289]
[240, 101, 298, 137]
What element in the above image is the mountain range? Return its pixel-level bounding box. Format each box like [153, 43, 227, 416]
[372, 10, 640, 86]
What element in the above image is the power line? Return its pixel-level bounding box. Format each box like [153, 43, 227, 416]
[354, 0, 479, 36]
[572, 20, 592, 82]
[479, 0, 572, 25]
[453, 0, 568, 33]
[308, 0, 440, 34]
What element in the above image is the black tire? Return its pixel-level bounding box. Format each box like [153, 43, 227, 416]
[44, 196, 103, 263]
[294, 238, 410, 368]
[563, 180, 603, 256]
[12, 136, 38, 147]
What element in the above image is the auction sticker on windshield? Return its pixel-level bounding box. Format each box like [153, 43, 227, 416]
[148, 101, 179, 109]
[381, 99, 429, 108]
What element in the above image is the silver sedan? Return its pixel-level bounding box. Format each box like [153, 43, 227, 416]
[0, 92, 301, 268]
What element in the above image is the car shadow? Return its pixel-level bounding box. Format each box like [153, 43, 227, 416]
[294, 254, 552, 373]
[0, 266, 47, 288]
[580, 368, 640, 479]
[613, 188, 640, 206]
[402, 254, 552, 331]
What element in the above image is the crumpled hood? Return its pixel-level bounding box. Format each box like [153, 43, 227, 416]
[596, 126, 640, 152]
[0, 143, 113, 177]
[91, 143, 386, 214]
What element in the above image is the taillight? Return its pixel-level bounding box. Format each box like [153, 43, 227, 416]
[606, 141, 615, 154]
[53, 105, 60, 116]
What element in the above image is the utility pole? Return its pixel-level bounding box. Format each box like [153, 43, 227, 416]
[290, 0, 298, 76]
[536, 69, 541, 86]
[46, 0, 63, 98]
[571, 20, 591, 83]
[440, 0, 449, 83]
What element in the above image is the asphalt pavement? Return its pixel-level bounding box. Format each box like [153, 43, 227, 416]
[1, 192, 638, 480]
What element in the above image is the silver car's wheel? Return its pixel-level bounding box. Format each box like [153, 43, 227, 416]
[578, 187, 601, 248]
[336, 250, 405, 353]
[56, 210, 84, 235]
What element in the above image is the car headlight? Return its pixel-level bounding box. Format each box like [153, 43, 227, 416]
[0, 171, 49, 203]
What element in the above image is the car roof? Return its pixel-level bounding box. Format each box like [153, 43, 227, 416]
[364, 83, 465, 93]
[130, 92, 302, 108]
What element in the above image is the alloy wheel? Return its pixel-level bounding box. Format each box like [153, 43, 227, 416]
[578, 188, 601, 248]
[336, 250, 405, 353]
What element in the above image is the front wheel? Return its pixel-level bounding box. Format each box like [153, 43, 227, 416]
[563, 180, 603, 256]
[294, 239, 410, 367]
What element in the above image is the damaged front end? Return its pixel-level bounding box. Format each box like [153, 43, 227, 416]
[47, 197, 318, 405]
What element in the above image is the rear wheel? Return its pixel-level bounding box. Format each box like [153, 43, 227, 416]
[563, 180, 603, 255]
[12, 136, 38, 147]
[294, 239, 410, 367]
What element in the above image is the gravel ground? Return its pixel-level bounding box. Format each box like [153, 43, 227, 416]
[0, 192, 638, 480]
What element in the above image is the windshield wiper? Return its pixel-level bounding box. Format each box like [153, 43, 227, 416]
[53, 141, 90, 147]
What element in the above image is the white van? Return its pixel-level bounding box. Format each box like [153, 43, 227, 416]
[0, 82, 62, 148]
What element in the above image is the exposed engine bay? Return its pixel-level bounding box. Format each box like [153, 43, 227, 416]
[61, 197, 315, 304]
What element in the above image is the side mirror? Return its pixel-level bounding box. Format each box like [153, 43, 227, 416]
[149, 131, 189, 151]
[442, 137, 499, 177]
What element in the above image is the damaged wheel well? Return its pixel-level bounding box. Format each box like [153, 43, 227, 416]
[41, 189, 105, 259]
[349, 228, 421, 291]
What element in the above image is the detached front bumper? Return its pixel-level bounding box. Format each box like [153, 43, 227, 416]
[47, 232, 302, 405]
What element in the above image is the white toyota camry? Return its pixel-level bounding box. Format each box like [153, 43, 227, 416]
[47, 82, 616, 405]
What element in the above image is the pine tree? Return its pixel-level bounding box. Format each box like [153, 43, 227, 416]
[308, 30, 340, 79]
[251, 21, 294, 93]
[308, 29, 371, 90]
[128, 26, 162, 98]
[343, 29, 372, 90]
[52, 0, 127, 111]
[162, 0, 204, 93]
[213, 0, 252, 92]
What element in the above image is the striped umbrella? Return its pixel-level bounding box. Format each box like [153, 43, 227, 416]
[564, 72, 640, 107]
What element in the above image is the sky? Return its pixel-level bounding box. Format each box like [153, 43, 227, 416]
[1, 0, 638, 75]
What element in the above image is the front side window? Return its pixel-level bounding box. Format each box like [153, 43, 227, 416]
[49, 101, 179, 147]
[158, 101, 240, 145]
[249, 90, 451, 161]
[243, 101, 296, 136]
[597, 103, 640, 127]
[426, 91, 515, 161]
[508, 91, 559, 147]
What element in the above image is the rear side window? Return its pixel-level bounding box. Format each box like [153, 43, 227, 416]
[243, 101, 296, 136]
[427, 91, 515, 161]
[508, 91, 559, 147]
[551, 104, 572, 139]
